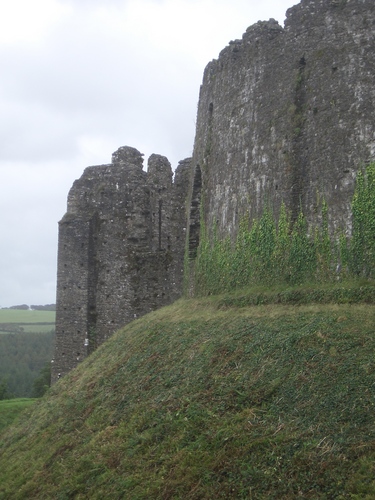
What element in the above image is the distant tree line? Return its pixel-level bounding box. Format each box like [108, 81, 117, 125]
[3, 304, 56, 311]
[30, 304, 56, 311]
[0, 331, 54, 399]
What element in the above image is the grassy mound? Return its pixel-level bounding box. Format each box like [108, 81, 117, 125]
[1, 290, 375, 498]
[0, 399, 36, 434]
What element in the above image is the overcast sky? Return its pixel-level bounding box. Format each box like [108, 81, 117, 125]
[0, 0, 295, 307]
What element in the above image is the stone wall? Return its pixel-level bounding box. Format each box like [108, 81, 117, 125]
[53, 0, 375, 380]
[190, 0, 375, 247]
[52, 147, 190, 382]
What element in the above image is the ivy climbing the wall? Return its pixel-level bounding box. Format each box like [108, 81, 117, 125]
[348, 163, 375, 278]
[191, 163, 375, 297]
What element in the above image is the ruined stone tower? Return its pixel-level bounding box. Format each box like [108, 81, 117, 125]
[190, 0, 375, 246]
[54, 0, 375, 381]
[52, 147, 190, 382]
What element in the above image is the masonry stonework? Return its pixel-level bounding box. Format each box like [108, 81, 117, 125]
[191, 0, 375, 243]
[53, 0, 375, 381]
[52, 147, 190, 382]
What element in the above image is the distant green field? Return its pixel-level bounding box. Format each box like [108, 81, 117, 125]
[0, 309, 55, 323]
[0, 309, 55, 334]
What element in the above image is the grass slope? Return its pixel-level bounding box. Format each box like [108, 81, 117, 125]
[0, 291, 375, 499]
[0, 399, 36, 433]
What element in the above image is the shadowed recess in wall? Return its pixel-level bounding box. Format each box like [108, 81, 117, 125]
[188, 164, 202, 260]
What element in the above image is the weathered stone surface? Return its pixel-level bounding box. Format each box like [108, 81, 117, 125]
[53, 0, 375, 381]
[52, 147, 190, 382]
[111, 145, 144, 167]
[190, 0, 375, 241]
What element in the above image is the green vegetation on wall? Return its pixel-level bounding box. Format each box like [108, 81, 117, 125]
[192, 163, 375, 296]
[347, 163, 375, 277]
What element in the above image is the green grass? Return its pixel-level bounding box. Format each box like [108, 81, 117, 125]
[0, 309, 55, 323]
[0, 285, 375, 498]
[216, 278, 375, 307]
[0, 309, 55, 334]
[0, 399, 36, 433]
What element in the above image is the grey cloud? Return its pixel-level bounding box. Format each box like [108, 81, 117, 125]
[0, 0, 292, 306]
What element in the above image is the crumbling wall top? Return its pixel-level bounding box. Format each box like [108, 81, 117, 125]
[284, 0, 368, 31]
[147, 154, 173, 187]
[174, 158, 192, 188]
[111, 146, 144, 168]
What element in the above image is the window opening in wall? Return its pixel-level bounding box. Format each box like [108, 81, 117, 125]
[188, 164, 202, 260]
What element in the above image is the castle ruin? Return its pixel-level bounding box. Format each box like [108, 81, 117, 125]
[52, 0, 375, 382]
[52, 148, 190, 382]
